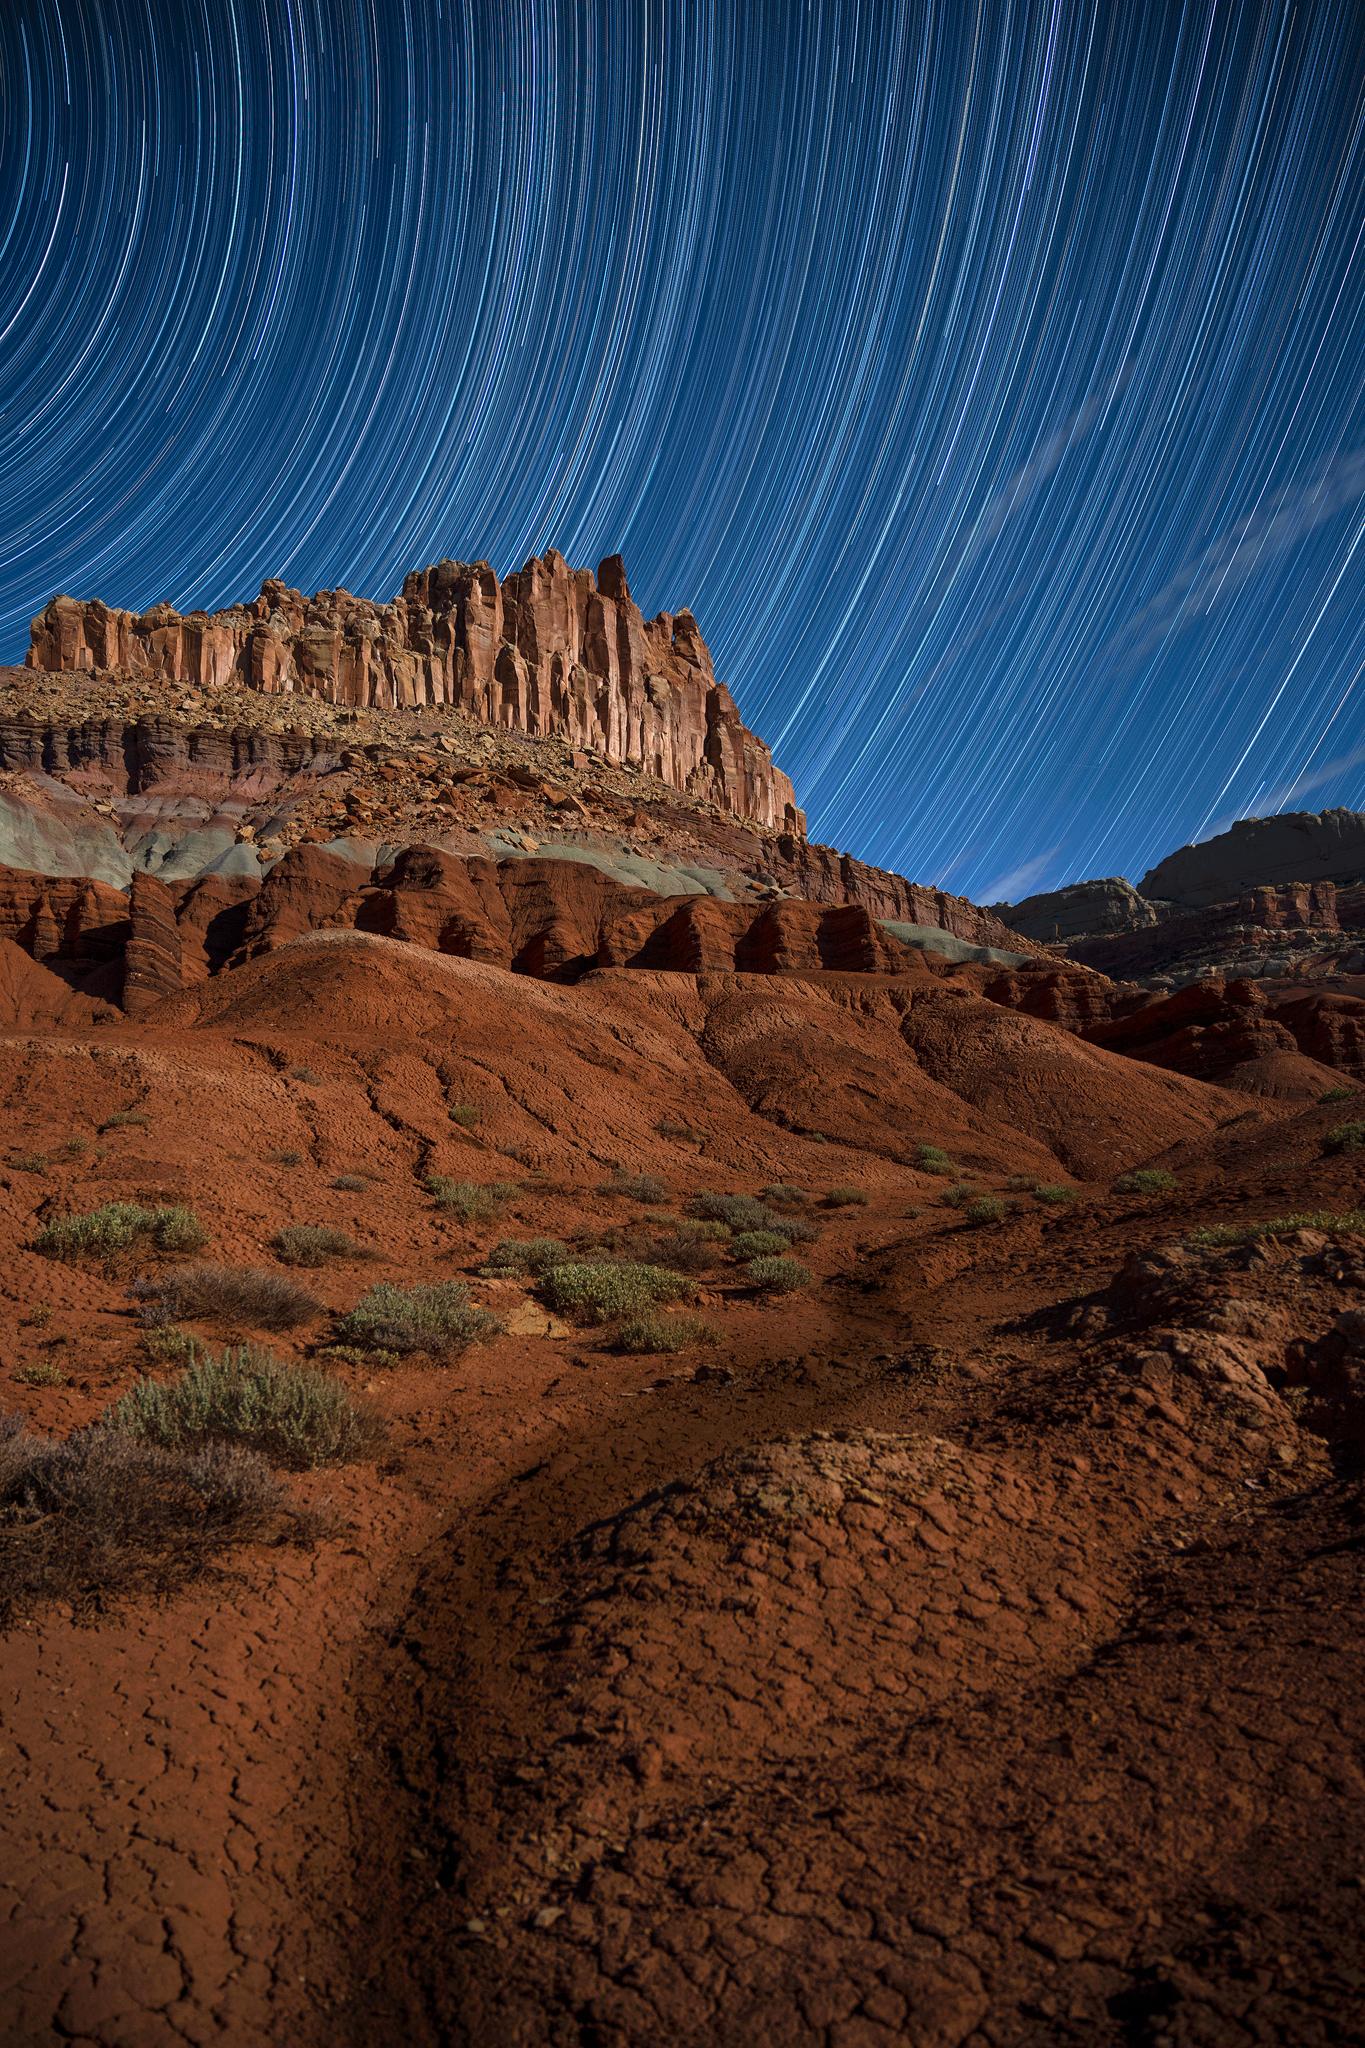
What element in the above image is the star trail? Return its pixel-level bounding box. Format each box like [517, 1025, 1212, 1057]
[2, 0, 1364, 898]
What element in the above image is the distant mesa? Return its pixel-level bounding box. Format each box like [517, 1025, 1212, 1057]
[27, 549, 801, 834]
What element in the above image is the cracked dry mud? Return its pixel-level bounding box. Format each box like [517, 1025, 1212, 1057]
[2, 933, 1363, 2045]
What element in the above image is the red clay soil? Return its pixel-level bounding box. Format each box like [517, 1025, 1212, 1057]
[1, 934, 1363, 2046]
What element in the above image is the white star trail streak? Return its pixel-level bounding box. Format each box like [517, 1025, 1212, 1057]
[1, 1, 1362, 896]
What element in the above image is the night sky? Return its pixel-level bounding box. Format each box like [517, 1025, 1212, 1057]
[2, 2, 1363, 901]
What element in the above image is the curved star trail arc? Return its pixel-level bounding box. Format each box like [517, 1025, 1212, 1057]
[2, 0, 1363, 897]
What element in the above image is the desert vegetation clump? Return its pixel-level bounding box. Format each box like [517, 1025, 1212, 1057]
[269, 1150, 304, 1167]
[1187, 1209, 1365, 1248]
[1032, 1183, 1080, 1205]
[14, 1361, 66, 1388]
[1323, 1120, 1365, 1155]
[916, 1144, 956, 1176]
[133, 1263, 319, 1333]
[940, 1183, 980, 1209]
[482, 1236, 569, 1277]
[35, 1203, 205, 1264]
[270, 1224, 363, 1268]
[687, 1192, 815, 1241]
[731, 1229, 791, 1259]
[425, 1175, 518, 1220]
[747, 1254, 811, 1294]
[336, 1280, 501, 1359]
[0, 1413, 288, 1624]
[1113, 1168, 1178, 1195]
[964, 1195, 1006, 1227]
[447, 1103, 481, 1128]
[110, 1346, 381, 1469]
[537, 1261, 695, 1324]
[330, 1173, 369, 1192]
[823, 1186, 868, 1208]
[100, 1108, 150, 1130]
[606, 1311, 719, 1354]
[760, 1183, 808, 1209]
[1319, 1085, 1357, 1104]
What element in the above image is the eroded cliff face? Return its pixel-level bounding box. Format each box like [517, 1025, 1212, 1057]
[27, 551, 801, 833]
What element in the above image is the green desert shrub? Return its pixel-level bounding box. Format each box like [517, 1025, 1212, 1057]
[537, 1262, 694, 1325]
[482, 1236, 570, 1277]
[336, 1281, 501, 1359]
[269, 1150, 304, 1167]
[599, 1171, 668, 1204]
[109, 1346, 380, 1469]
[731, 1229, 791, 1259]
[1187, 1209, 1365, 1249]
[964, 1195, 1005, 1227]
[1323, 1121, 1365, 1156]
[1032, 1183, 1080, 1205]
[1113, 1168, 1178, 1195]
[760, 1183, 808, 1209]
[330, 1174, 369, 1192]
[1319, 1086, 1357, 1105]
[132, 1263, 318, 1333]
[687, 1192, 814, 1241]
[747, 1255, 811, 1294]
[14, 1361, 66, 1388]
[425, 1176, 518, 1220]
[447, 1103, 482, 1129]
[648, 1229, 729, 1274]
[35, 1202, 205, 1263]
[607, 1311, 719, 1355]
[823, 1186, 868, 1208]
[101, 1108, 150, 1130]
[270, 1224, 362, 1268]
[916, 1144, 956, 1176]
[940, 1183, 979, 1209]
[0, 1413, 288, 1624]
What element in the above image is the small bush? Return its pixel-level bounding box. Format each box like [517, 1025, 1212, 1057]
[823, 1186, 868, 1209]
[1187, 1209, 1365, 1248]
[133, 1263, 318, 1333]
[140, 1325, 199, 1366]
[0, 1415, 288, 1624]
[600, 1171, 668, 1204]
[321, 1343, 400, 1369]
[9, 1152, 48, 1174]
[656, 1118, 701, 1142]
[271, 1224, 362, 1268]
[1324, 1121, 1365, 1156]
[1033, 1183, 1079, 1205]
[482, 1236, 569, 1276]
[1113, 1168, 1178, 1195]
[1320, 1085, 1357, 1104]
[269, 1150, 304, 1167]
[916, 1145, 956, 1176]
[330, 1174, 369, 1192]
[35, 1203, 205, 1264]
[537, 1262, 694, 1325]
[336, 1281, 501, 1358]
[731, 1229, 791, 1259]
[447, 1104, 482, 1128]
[607, 1312, 718, 1354]
[964, 1196, 1005, 1227]
[687, 1192, 814, 1241]
[101, 1109, 150, 1130]
[941, 1183, 979, 1209]
[426, 1176, 517, 1220]
[747, 1255, 811, 1294]
[14, 1361, 66, 1388]
[760, 1183, 808, 1209]
[110, 1347, 381, 1469]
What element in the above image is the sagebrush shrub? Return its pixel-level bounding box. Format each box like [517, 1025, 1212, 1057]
[824, 1186, 868, 1208]
[336, 1281, 501, 1358]
[35, 1203, 205, 1263]
[747, 1255, 811, 1294]
[0, 1414, 287, 1623]
[916, 1145, 956, 1176]
[1324, 1121, 1365, 1156]
[426, 1176, 518, 1220]
[607, 1311, 718, 1354]
[964, 1195, 1005, 1226]
[1113, 1168, 1178, 1195]
[731, 1229, 790, 1259]
[110, 1347, 381, 1469]
[537, 1262, 694, 1324]
[133, 1263, 318, 1333]
[483, 1236, 569, 1276]
[600, 1171, 668, 1203]
[271, 1224, 362, 1268]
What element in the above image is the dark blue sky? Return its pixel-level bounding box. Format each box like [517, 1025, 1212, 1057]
[2, 1, 1363, 899]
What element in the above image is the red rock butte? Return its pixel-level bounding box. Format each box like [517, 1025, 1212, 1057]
[27, 550, 803, 834]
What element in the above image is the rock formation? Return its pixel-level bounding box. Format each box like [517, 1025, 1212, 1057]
[1140, 807, 1365, 906]
[27, 552, 802, 832]
[996, 876, 1158, 942]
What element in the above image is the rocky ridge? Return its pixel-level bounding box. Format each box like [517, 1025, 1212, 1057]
[27, 550, 801, 833]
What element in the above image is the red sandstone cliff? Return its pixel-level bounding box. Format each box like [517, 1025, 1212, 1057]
[27, 551, 801, 833]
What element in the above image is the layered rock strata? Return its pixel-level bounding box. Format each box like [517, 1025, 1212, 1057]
[27, 552, 801, 832]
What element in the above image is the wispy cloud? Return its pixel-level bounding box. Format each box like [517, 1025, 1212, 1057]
[1114, 445, 1365, 668]
[976, 845, 1061, 904]
[960, 370, 1130, 567]
[1257, 738, 1365, 814]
